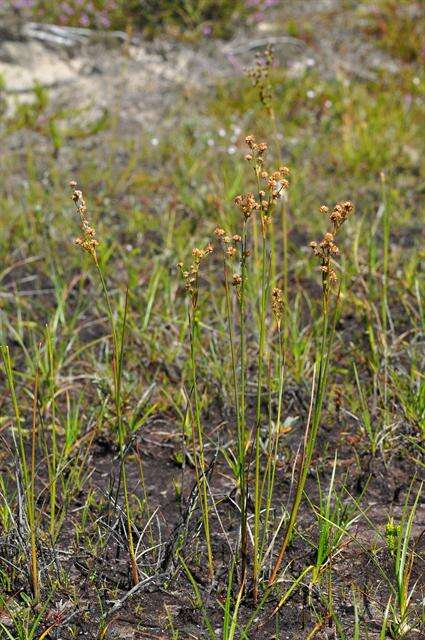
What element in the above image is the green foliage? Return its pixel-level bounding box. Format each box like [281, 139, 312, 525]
[359, 0, 424, 62]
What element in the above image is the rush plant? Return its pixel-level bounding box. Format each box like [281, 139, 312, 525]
[269, 199, 354, 586]
[179, 136, 354, 607]
[69, 182, 139, 586]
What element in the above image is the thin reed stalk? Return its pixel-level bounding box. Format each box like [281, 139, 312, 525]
[217, 137, 289, 594]
[380, 171, 390, 428]
[239, 219, 249, 586]
[223, 253, 247, 586]
[269, 200, 354, 585]
[30, 370, 40, 600]
[189, 306, 214, 579]
[253, 179, 270, 601]
[46, 326, 57, 539]
[70, 183, 139, 586]
[96, 262, 139, 586]
[178, 242, 215, 579]
[1, 346, 40, 600]
[259, 310, 285, 569]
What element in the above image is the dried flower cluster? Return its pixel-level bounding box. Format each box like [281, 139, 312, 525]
[180, 134, 290, 300]
[177, 244, 213, 303]
[234, 192, 259, 221]
[69, 181, 99, 259]
[310, 201, 354, 289]
[214, 227, 241, 256]
[235, 135, 289, 228]
[247, 46, 274, 115]
[271, 287, 284, 327]
[214, 227, 242, 286]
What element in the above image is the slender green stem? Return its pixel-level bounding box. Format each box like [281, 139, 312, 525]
[281, 198, 288, 301]
[269, 288, 339, 585]
[189, 306, 214, 578]
[1, 346, 40, 599]
[270, 107, 288, 301]
[1, 347, 29, 490]
[46, 327, 57, 539]
[30, 371, 40, 600]
[253, 223, 269, 600]
[239, 219, 248, 587]
[95, 259, 139, 586]
[381, 172, 390, 427]
[224, 260, 240, 443]
[259, 324, 285, 564]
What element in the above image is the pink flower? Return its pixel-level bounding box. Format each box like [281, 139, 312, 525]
[99, 14, 111, 28]
[59, 2, 73, 15]
[252, 10, 265, 21]
[11, 0, 36, 8]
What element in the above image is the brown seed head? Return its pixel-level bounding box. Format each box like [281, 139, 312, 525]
[70, 182, 99, 258]
[234, 192, 258, 219]
[272, 287, 284, 323]
[245, 135, 256, 149]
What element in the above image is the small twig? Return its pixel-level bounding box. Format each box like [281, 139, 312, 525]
[160, 452, 217, 572]
[105, 573, 167, 618]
